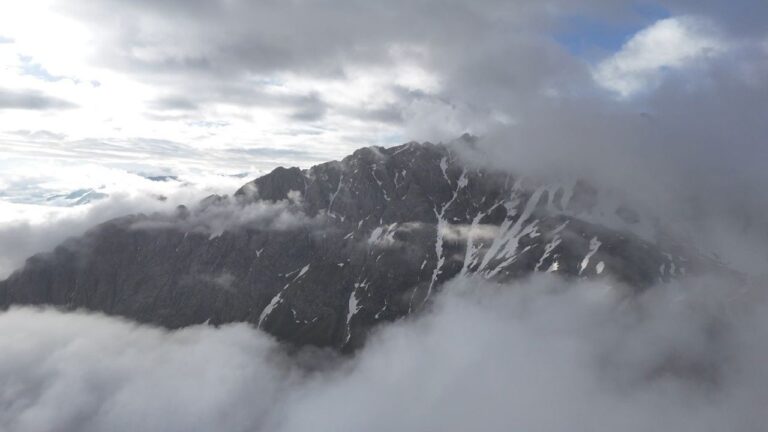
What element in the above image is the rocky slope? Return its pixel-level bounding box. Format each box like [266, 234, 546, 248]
[0, 141, 705, 350]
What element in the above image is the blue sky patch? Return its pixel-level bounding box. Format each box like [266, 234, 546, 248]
[554, 3, 670, 62]
[19, 55, 66, 82]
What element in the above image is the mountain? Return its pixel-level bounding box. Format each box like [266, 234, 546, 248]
[0, 141, 709, 351]
[45, 188, 109, 206]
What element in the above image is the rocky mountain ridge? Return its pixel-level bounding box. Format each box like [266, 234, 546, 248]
[0, 141, 706, 350]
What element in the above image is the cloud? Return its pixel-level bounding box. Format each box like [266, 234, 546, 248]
[131, 191, 316, 239]
[0, 0, 765, 189]
[0, 4, 765, 429]
[0, 308, 292, 432]
[439, 223, 499, 243]
[0, 194, 173, 279]
[663, 0, 768, 37]
[0, 88, 76, 110]
[226, 147, 328, 162]
[289, 93, 327, 122]
[434, 8, 768, 273]
[594, 16, 727, 96]
[150, 95, 200, 111]
[1, 274, 767, 431]
[0, 161, 250, 279]
[0, 8, 766, 430]
[7, 129, 67, 141]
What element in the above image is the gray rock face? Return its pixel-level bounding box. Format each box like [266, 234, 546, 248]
[0, 141, 704, 351]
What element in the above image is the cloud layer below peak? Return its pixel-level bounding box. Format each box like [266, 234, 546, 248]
[1, 275, 767, 432]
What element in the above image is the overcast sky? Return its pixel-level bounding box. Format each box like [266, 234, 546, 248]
[1, 0, 765, 175]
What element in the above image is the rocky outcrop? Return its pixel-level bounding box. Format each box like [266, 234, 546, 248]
[0, 141, 704, 351]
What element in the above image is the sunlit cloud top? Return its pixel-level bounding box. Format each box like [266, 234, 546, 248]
[0, 1, 766, 178]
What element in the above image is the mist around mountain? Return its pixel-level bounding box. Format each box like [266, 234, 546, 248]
[0, 139, 733, 352]
[0, 120, 766, 432]
[0, 137, 765, 432]
[1, 0, 768, 430]
[2, 273, 767, 432]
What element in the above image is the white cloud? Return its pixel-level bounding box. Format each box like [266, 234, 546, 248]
[594, 16, 728, 97]
[0, 1, 406, 175]
[0, 308, 290, 432]
[0, 160, 249, 278]
[1, 275, 767, 431]
[131, 193, 315, 239]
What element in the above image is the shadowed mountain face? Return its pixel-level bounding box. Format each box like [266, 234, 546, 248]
[0, 141, 704, 351]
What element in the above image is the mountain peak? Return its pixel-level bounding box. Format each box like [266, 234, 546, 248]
[0, 141, 711, 351]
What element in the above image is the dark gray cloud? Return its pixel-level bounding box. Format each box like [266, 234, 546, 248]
[150, 95, 200, 111]
[146, 84, 331, 128]
[0, 88, 76, 110]
[289, 93, 327, 122]
[347, 104, 405, 125]
[227, 147, 327, 161]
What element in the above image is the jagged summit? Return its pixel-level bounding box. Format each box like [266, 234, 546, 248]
[0, 141, 706, 351]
